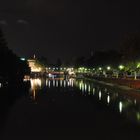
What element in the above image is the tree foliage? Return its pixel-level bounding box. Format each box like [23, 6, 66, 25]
[0, 29, 30, 83]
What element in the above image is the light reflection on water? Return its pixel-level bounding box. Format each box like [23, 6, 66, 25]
[30, 78, 140, 125]
[76, 80, 140, 124]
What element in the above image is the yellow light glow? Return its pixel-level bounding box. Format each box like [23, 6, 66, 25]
[99, 91, 102, 100]
[137, 63, 140, 68]
[28, 59, 42, 72]
[119, 65, 124, 70]
[30, 78, 41, 90]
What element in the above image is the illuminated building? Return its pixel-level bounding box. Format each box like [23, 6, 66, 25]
[28, 59, 42, 73]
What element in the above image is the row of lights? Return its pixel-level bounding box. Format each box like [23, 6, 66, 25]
[47, 67, 74, 71]
[78, 65, 125, 72]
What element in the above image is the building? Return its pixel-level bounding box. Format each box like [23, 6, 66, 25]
[28, 59, 42, 73]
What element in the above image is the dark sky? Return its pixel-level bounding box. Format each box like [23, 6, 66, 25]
[0, 0, 140, 63]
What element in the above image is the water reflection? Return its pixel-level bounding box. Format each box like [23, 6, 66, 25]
[30, 78, 41, 90]
[119, 102, 123, 113]
[30, 79, 40, 101]
[45, 78, 75, 88]
[76, 79, 140, 124]
[93, 88, 95, 95]
[107, 95, 110, 104]
[30, 78, 140, 125]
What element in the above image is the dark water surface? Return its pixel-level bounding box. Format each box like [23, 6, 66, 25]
[0, 78, 140, 140]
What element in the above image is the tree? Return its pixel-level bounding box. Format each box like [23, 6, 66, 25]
[55, 58, 62, 68]
[0, 28, 30, 83]
[120, 32, 140, 79]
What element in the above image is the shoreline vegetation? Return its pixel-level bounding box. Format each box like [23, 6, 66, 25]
[0, 29, 30, 87]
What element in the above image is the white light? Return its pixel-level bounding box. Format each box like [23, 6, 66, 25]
[107, 95, 110, 104]
[119, 65, 124, 70]
[119, 102, 123, 113]
[107, 66, 111, 70]
[99, 67, 102, 70]
[134, 99, 137, 105]
[20, 58, 25, 61]
[99, 91, 102, 100]
[88, 85, 91, 94]
[84, 84, 87, 92]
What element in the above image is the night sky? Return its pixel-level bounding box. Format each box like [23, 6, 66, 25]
[0, 0, 140, 63]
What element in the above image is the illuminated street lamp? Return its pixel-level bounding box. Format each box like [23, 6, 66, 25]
[107, 66, 111, 70]
[119, 65, 124, 70]
[99, 67, 102, 71]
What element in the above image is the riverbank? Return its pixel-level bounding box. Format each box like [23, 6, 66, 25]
[84, 76, 140, 92]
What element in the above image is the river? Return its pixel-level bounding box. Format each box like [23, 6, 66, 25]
[0, 78, 140, 140]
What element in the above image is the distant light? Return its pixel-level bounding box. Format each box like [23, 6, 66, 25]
[107, 66, 111, 70]
[20, 58, 25, 61]
[137, 63, 140, 68]
[99, 91, 102, 100]
[99, 67, 102, 70]
[119, 102, 123, 113]
[88, 85, 91, 94]
[119, 65, 124, 70]
[107, 95, 110, 104]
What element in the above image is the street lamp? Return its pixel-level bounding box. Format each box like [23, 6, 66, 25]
[107, 66, 111, 70]
[119, 65, 124, 70]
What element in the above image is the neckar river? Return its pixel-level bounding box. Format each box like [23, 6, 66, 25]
[1, 78, 140, 140]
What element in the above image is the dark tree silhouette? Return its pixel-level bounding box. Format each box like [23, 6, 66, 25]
[0, 28, 30, 84]
[121, 32, 140, 63]
[74, 56, 86, 68]
[85, 50, 121, 68]
[55, 58, 62, 68]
